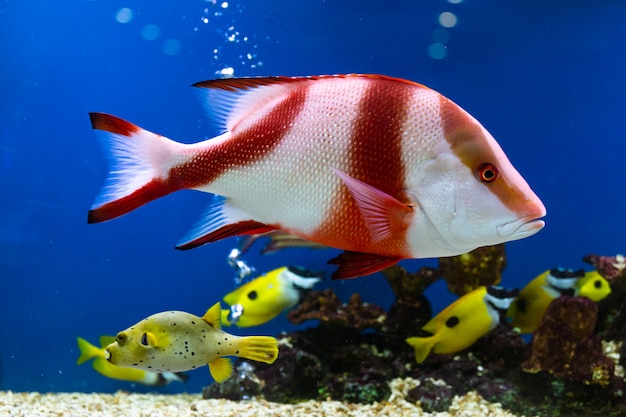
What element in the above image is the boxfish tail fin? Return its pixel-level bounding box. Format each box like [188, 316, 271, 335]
[76, 337, 103, 365]
[236, 336, 279, 364]
[87, 112, 183, 223]
[405, 336, 436, 364]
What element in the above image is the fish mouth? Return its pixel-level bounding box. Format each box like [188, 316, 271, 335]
[497, 214, 546, 240]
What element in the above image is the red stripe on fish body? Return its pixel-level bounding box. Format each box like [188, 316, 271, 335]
[182, 76, 425, 257]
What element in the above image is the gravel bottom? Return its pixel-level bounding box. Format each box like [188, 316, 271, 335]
[0, 385, 518, 417]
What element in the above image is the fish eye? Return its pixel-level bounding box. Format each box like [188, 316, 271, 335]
[140, 333, 149, 346]
[247, 290, 258, 300]
[115, 333, 126, 345]
[445, 316, 460, 328]
[476, 163, 499, 184]
[594, 280, 602, 289]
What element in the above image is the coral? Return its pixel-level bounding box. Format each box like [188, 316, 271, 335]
[202, 251, 626, 415]
[382, 264, 441, 298]
[201, 361, 263, 401]
[405, 378, 455, 412]
[381, 265, 435, 351]
[287, 289, 386, 331]
[522, 296, 615, 385]
[318, 372, 390, 404]
[256, 343, 324, 403]
[439, 244, 506, 296]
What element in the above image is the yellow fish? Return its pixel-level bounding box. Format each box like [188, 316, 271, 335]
[105, 302, 278, 383]
[77, 336, 188, 386]
[575, 270, 611, 302]
[221, 266, 322, 327]
[406, 286, 517, 363]
[508, 268, 611, 334]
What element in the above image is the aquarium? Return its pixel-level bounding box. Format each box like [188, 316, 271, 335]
[1, 1, 625, 416]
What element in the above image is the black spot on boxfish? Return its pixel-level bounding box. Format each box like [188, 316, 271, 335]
[236, 350, 239, 355]
[446, 316, 460, 328]
[191, 321, 196, 325]
[191, 352, 195, 356]
[247, 290, 258, 300]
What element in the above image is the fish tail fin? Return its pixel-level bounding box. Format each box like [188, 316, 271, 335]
[236, 336, 279, 364]
[87, 112, 183, 223]
[76, 337, 102, 365]
[405, 336, 436, 364]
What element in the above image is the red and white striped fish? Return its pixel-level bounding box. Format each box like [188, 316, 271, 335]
[88, 74, 546, 279]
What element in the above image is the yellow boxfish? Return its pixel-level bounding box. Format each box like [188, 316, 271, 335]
[88, 74, 546, 279]
[105, 303, 278, 383]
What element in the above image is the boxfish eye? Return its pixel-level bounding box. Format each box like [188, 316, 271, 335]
[594, 280, 602, 289]
[476, 163, 499, 183]
[140, 333, 149, 346]
[247, 290, 258, 300]
[115, 333, 127, 345]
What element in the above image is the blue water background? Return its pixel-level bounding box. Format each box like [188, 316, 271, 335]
[1, 0, 624, 394]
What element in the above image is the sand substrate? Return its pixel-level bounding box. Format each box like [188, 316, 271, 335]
[1, 378, 518, 417]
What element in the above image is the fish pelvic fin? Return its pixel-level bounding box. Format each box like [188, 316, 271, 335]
[76, 337, 103, 364]
[328, 251, 403, 279]
[406, 336, 436, 364]
[176, 196, 276, 250]
[236, 336, 279, 364]
[88, 113, 183, 223]
[209, 357, 234, 383]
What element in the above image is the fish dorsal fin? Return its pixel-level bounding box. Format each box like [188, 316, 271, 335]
[99, 335, 116, 348]
[193, 75, 429, 135]
[193, 76, 313, 134]
[208, 357, 234, 383]
[202, 302, 222, 329]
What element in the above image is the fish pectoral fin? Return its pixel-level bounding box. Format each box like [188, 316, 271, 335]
[328, 251, 403, 279]
[176, 196, 276, 250]
[333, 169, 413, 242]
[208, 357, 234, 383]
[202, 302, 223, 329]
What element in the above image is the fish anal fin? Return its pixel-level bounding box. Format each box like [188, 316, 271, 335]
[328, 251, 403, 279]
[176, 196, 277, 250]
[177, 220, 276, 250]
[208, 357, 233, 383]
[202, 302, 222, 329]
[333, 169, 413, 242]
